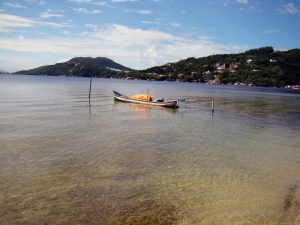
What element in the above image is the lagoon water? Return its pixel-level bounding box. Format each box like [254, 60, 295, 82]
[0, 75, 300, 225]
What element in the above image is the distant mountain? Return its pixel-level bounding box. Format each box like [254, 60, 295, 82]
[0, 69, 7, 74]
[16, 57, 131, 77]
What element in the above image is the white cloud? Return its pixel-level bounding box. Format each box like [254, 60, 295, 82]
[168, 22, 181, 28]
[263, 29, 280, 34]
[40, 9, 64, 18]
[67, 0, 112, 7]
[278, 3, 299, 14]
[68, 0, 110, 6]
[23, 0, 46, 5]
[72, 7, 101, 13]
[141, 18, 161, 25]
[61, 30, 71, 35]
[223, 0, 229, 7]
[112, 0, 139, 2]
[0, 24, 247, 70]
[3, 2, 27, 8]
[198, 35, 215, 40]
[85, 23, 98, 30]
[0, 13, 69, 32]
[38, 0, 46, 5]
[92, 1, 108, 6]
[68, 0, 92, 3]
[125, 9, 152, 15]
[236, 0, 248, 4]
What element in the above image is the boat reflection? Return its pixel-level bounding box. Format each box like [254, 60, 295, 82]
[130, 104, 178, 120]
[128, 104, 150, 120]
[129, 104, 151, 113]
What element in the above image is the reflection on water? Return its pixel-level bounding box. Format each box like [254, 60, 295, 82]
[0, 75, 300, 225]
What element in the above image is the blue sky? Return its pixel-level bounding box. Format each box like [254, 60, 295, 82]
[0, 0, 299, 72]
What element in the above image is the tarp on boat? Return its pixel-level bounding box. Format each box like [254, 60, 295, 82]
[130, 93, 154, 101]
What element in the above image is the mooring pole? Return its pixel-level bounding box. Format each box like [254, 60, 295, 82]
[89, 75, 92, 105]
[211, 98, 214, 113]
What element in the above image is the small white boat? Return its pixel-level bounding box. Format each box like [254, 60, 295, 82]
[113, 90, 178, 108]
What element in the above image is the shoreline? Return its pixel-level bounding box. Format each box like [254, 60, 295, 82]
[4, 73, 300, 91]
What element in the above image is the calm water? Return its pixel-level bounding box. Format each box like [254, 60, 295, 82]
[0, 75, 300, 225]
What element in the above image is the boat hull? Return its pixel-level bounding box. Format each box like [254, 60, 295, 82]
[113, 91, 178, 108]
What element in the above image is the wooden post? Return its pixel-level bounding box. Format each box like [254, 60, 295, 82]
[211, 99, 214, 113]
[89, 75, 92, 105]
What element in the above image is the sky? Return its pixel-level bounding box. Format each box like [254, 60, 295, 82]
[0, 0, 299, 72]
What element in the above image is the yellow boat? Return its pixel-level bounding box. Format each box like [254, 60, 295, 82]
[113, 90, 178, 108]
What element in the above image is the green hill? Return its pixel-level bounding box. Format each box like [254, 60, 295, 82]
[16, 57, 131, 77]
[139, 46, 300, 87]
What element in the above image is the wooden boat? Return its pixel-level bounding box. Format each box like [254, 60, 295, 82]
[113, 90, 178, 108]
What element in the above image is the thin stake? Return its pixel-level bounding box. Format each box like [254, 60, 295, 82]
[89, 75, 92, 104]
[211, 98, 214, 113]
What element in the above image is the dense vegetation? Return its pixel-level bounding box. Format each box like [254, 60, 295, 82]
[16, 47, 300, 87]
[141, 47, 300, 87]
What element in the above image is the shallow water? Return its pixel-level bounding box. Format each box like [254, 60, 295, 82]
[0, 75, 300, 225]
